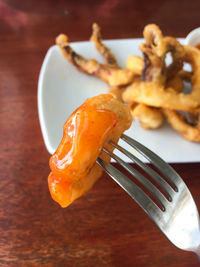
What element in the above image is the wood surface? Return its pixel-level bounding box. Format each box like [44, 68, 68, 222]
[0, 0, 200, 266]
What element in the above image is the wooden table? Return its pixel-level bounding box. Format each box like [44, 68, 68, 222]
[1, 0, 200, 266]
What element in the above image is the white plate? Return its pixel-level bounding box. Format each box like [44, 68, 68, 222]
[185, 27, 200, 46]
[38, 38, 200, 163]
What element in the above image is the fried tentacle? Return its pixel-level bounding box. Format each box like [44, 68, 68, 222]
[140, 24, 166, 84]
[142, 24, 165, 57]
[126, 55, 144, 75]
[140, 24, 184, 84]
[56, 34, 134, 87]
[166, 72, 184, 93]
[90, 23, 118, 67]
[56, 34, 99, 73]
[122, 81, 199, 111]
[162, 46, 200, 141]
[131, 103, 164, 129]
[163, 37, 184, 81]
[123, 26, 200, 112]
[163, 109, 200, 142]
[141, 51, 165, 84]
[183, 45, 200, 102]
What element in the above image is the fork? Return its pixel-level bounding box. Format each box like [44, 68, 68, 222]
[96, 134, 200, 257]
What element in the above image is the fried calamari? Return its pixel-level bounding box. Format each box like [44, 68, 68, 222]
[56, 23, 200, 142]
[123, 24, 200, 141]
[56, 27, 134, 87]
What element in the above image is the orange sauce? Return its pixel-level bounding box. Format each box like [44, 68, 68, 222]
[48, 99, 117, 207]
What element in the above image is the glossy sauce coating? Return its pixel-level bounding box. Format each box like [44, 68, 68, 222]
[48, 100, 118, 207]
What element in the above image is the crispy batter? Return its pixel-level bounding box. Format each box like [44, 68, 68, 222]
[163, 109, 200, 142]
[166, 73, 184, 93]
[56, 23, 200, 142]
[126, 55, 144, 75]
[131, 103, 164, 129]
[126, 54, 185, 93]
[56, 33, 134, 87]
[140, 24, 184, 83]
[183, 45, 200, 103]
[122, 81, 199, 111]
[123, 23, 200, 142]
[161, 46, 200, 142]
[90, 23, 118, 67]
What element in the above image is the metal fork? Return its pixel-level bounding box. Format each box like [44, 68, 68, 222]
[96, 134, 200, 257]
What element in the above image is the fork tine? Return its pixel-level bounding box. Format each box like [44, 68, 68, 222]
[121, 134, 181, 191]
[96, 157, 163, 221]
[102, 147, 169, 210]
[109, 141, 175, 201]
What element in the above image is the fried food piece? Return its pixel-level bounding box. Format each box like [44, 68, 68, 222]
[56, 33, 134, 87]
[123, 25, 200, 112]
[183, 45, 200, 103]
[126, 55, 144, 75]
[90, 23, 118, 67]
[141, 24, 164, 56]
[126, 51, 183, 129]
[178, 70, 193, 82]
[109, 87, 126, 101]
[163, 109, 200, 142]
[56, 23, 200, 141]
[122, 81, 199, 111]
[126, 54, 184, 93]
[140, 24, 184, 84]
[166, 73, 184, 93]
[125, 30, 184, 129]
[50, 102, 117, 181]
[161, 46, 200, 141]
[48, 94, 132, 207]
[131, 103, 164, 129]
[161, 36, 184, 81]
[139, 25, 166, 84]
[162, 47, 200, 142]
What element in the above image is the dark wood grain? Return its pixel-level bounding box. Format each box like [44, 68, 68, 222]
[1, 0, 200, 266]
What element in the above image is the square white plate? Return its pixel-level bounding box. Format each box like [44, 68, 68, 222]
[38, 39, 200, 163]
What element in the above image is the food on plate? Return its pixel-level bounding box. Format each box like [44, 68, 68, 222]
[48, 94, 132, 207]
[163, 109, 200, 142]
[130, 103, 164, 129]
[126, 55, 144, 75]
[182, 45, 200, 103]
[56, 23, 164, 130]
[165, 73, 184, 93]
[56, 29, 134, 87]
[56, 23, 200, 142]
[122, 81, 199, 111]
[140, 24, 184, 84]
[123, 24, 199, 111]
[123, 25, 200, 140]
[90, 23, 118, 67]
